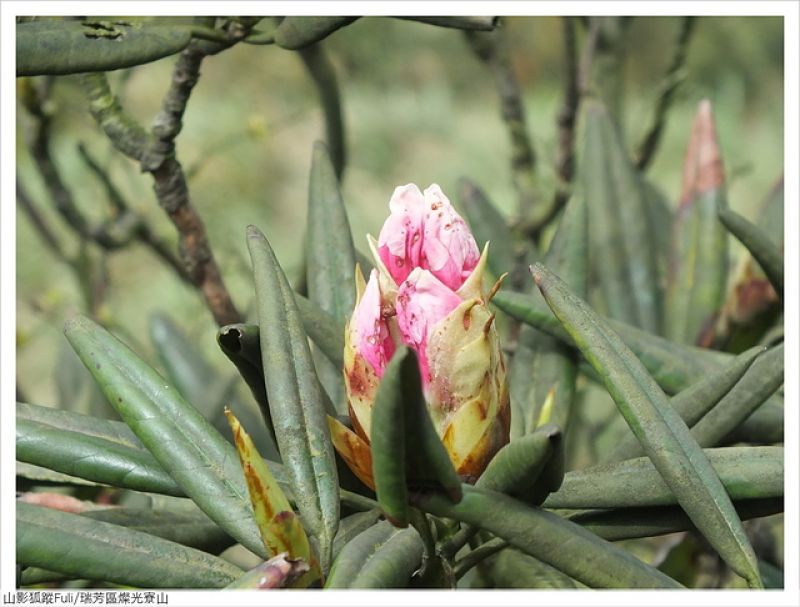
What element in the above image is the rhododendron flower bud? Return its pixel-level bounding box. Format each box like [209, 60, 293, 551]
[334, 183, 510, 486]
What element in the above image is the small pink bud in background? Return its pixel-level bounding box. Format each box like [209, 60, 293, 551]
[395, 268, 462, 385]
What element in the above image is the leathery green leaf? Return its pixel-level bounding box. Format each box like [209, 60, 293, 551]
[216, 323, 274, 439]
[546, 446, 783, 508]
[483, 549, 581, 588]
[370, 347, 411, 527]
[493, 289, 728, 394]
[325, 520, 424, 589]
[458, 178, 516, 279]
[666, 100, 729, 345]
[273, 16, 359, 49]
[151, 315, 278, 459]
[17, 502, 242, 588]
[225, 408, 321, 585]
[246, 225, 339, 573]
[81, 507, 234, 554]
[728, 398, 784, 445]
[306, 140, 356, 414]
[523, 195, 586, 435]
[295, 294, 345, 369]
[16, 417, 183, 497]
[332, 510, 382, 561]
[718, 204, 784, 299]
[532, 263, 763, 588]
[371, 347, 462, 516]
[416, 485, 682, 588]
[581, 99, 661, 333]
[569, 497, 784, 541]
[396, 16, 498, 30]
[691, 342, 784, 448]
[63, 315, 266, 558]
[606, 345, 764, 462]
[477, 423, 563, 505]
[17, 401, 140, 449]
[16, 19, 192, 76]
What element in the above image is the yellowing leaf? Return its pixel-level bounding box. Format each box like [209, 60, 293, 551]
[225, 408, 320, 583]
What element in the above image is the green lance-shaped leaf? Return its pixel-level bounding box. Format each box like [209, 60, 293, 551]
[531, 262, 762, 588]
[521, 195, 587, 436]
[690, 342, 784, 448]
[306, 140, 356, 414]
[458, 178, 517, 279]
[718, 204, 784, 300]
[569, 497, 784, 542]
[727, 397, 784, 445]
[493, 288, 733, 395]
[485, 549, 582, 588]
[246, 225, 340, 573]
[16, 417, 183, 497]
[581, 98, 661, 334]
[81, 507, 235, 554]
[477, 423, 563, 505]
[215, 323, 276, 442]
[273, 16, 359, 50]
[17, 502, 242, 588]
[295, 294, 346, 369]
[17, 20, 193, 76]
[332, 510, 382, 561]
[395, 16, 498, 31]
[16, 461, 99, 488]
[545, 446, 783, 509]
[17, 401, 140, 448]
[666, 100, 730, 345]
[371, 346, 463, 527]
[642, 179, 673, 289]
[225, 408, 321, 585]
[63, 315, 267, 559]
[150, 315, 278, 459]
[416, 485, 682, 588]
[606, 345, 764, 462]
[325, 520, 424, 589]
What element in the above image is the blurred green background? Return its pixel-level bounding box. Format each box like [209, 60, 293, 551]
[16, 15, 783, 411]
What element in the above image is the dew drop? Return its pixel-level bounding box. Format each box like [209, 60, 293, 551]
[366, 335, 378, 345]
[396, 259, 404, 267]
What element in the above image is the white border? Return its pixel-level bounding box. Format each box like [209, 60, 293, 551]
[2, 2, 798, 606]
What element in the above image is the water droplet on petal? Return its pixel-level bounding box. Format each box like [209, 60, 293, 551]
[366, 335, 378, 345]
[396, 259, 404, 267]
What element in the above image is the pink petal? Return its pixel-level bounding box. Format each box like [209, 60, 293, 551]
[353, 270, 396, 377]
[421, 184, 480, 290]
[377, 184, 426, 285]
[395, 268, 462, 384]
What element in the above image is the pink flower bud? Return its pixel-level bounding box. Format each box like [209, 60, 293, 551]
[395, 268, 462, 385]
[377, 183, 480, 291]
[352, 270, 395, 378]
[420, 185, 480, 291]
[338, 183, 509, 485]
[377, 184, 426, 286]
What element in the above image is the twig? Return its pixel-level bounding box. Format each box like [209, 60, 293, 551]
[555, 16, 580, 197]
[453, 537, 509, 580]
[465, 27, 537, 221]
[82, 35, 246, 326]
[298, 42, 346, 180]
[635, 17, 696, 171]
[16, 178, 67, 261]
[77, 143, 190, 282]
